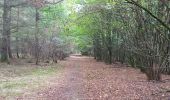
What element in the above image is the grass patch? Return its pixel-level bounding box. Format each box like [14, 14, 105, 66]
[0, 63, 63, 99]
[2, 82, 27, 89]
[31, 67, 57, 76]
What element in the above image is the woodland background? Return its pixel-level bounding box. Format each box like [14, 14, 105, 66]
[0, 0, 170, 82]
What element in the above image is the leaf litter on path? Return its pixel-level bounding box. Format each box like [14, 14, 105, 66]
[19, 56, 170, 100]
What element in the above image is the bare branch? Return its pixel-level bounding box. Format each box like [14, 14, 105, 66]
[125, 0, 170, 31]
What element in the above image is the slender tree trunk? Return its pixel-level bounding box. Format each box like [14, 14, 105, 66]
[8, 35, 12, 58]
[16, 7, 20, 58]
[1, 0, 11, 63]
[7, 3, 12, 58]
[35, 8, 40, 65]
[16, 37, 19, 58]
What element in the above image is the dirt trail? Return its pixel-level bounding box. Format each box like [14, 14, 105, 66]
[21, 56, 170, 100]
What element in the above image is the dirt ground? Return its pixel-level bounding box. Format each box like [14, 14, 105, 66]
[18, 56, 170, 100]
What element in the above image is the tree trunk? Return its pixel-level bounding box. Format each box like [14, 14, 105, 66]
[8, 36, 12, 58]
[16, 7, 20, 59]
[16, 37, 20, 58]
[1, 0, 11, 63]
[146, 66, 161, 81]
[35, 8, 40, 65]
[108, 47, 112, 64]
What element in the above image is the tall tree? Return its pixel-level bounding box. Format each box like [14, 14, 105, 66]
[1, 0, 11, 62]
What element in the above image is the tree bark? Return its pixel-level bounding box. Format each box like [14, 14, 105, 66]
[16, 7, 20, 58]
[1, 0, 11, 63]
[35, 8, 40, 65]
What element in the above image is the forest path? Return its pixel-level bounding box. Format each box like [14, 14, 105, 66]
[25, 55, 170, 100]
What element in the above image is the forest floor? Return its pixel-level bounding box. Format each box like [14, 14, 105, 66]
[1, 55, 170, 100]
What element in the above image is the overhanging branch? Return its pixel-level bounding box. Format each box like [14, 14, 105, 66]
[125, 0, 170, 31]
